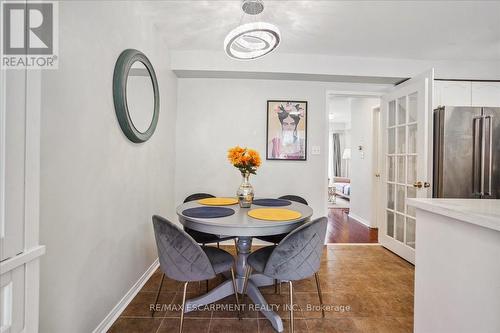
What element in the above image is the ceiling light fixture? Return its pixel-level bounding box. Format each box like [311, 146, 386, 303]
[242, 0, 264, 15]
[224, 0, 281, 60]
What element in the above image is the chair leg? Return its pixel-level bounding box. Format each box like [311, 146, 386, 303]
[151, 273, 165, 317]
[179, 281, 188, 333]
[217, 242, 220, 249]
[241, 266, 252, 303]
[314, 272, 325, 318]
[288, 281, 294, 333]
[273, 243, 280, 295]
[273, 280, 282, 294]
[230, 267, 242, 319]
[233, 238, 238, 254]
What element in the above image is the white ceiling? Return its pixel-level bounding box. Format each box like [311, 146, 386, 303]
[139, 0, 500, 61]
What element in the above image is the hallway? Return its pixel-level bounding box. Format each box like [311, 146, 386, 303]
[325, 209, 378, 244]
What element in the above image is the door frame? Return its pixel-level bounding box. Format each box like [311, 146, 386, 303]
[372, 106, 381, 229]
[324, 90, 384, 226]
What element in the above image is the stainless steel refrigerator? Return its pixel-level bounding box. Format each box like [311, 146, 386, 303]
[433, 106, 500, 199]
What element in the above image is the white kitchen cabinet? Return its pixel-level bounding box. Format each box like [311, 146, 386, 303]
[410, 199, 500, 333]
[471, 82, 500, 107]
[434, 80, 500, 108]
[433, 80, 471, 107]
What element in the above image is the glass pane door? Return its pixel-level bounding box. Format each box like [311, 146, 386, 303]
[378, 68, 433, 264]
[386, 93, 417, 249]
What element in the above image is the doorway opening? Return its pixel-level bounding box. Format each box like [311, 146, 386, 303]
[326, 92, 382, 243]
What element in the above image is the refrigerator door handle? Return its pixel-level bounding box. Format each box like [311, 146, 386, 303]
[472, 116, 483, 196]
[484, 115, 493, 196]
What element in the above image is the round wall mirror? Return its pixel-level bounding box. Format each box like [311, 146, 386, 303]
[113, 49, 160, 143]
[126, 61, 155, 133]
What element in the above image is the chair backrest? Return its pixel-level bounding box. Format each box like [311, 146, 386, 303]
[152, 215, 216, 282]
[183, 193, 215, 203]
[263, 217, 327, 281]
[278, 195, 308, 205]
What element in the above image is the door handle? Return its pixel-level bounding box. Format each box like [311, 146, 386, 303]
[472, 116, 483, 196]
[414, 181, 431, 189]
[484, 115, 493, 196]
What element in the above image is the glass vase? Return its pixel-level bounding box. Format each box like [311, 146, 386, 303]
[237, 171, 254, 208]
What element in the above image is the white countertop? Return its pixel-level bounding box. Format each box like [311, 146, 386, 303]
[408, 198, 500, 232]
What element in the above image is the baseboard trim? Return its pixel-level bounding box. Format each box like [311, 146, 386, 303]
[347, 213, 374, 228]
[92, 258, 160, 333]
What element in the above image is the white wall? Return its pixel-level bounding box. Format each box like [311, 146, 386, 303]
[349, 97, 381, 227]
[38, 2, 177, 332]
[175, 79, 388, 219]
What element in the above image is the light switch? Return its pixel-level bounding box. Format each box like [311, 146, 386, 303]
[311, 146, 321, 155]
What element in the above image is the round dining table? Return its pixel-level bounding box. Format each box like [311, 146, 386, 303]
[176, 199, 313, 332]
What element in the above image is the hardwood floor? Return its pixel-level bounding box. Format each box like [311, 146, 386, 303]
[325, 208, 378, 244]
[109, 245, 414, 333]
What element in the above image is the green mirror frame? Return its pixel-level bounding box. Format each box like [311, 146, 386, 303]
[113, 49, 160, 143]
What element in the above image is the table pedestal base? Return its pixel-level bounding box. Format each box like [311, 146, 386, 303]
[184, 237, 284, 332]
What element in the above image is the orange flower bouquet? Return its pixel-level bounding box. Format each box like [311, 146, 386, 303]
[227, 146, 261, 207]
[227, 146, 262, 175]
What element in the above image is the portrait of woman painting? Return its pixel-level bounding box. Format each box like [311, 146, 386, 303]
[266, 100, 307, 161]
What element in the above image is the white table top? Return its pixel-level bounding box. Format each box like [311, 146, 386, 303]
[176, 199, 313, 237]
[408, 198, 500, 232]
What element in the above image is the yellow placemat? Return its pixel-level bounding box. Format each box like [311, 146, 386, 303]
[248, 208, 302, 221]
[197, 197, 238, 206]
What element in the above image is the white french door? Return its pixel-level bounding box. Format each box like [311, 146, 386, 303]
[378, 69, 434, 264]
[0, 1, 44, 328]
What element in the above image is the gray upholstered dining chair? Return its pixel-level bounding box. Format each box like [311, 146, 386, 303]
[255, 195, 309, 245]
[242, 217, 328, 333]
[152, 215, 240, 332]
[182, 193, 238, 293]
[183, 193, 237, 248]
[254, 195, 309, 293]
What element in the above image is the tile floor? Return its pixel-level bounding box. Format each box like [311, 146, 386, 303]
[109, 245, 414, 333]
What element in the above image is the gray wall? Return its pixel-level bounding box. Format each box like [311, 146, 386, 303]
[175, 79, 387, 219]
[39, 2, 177, 332]
[176, 78, 330, 219]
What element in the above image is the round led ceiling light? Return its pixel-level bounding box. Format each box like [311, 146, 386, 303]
[224, 21, 281, 60]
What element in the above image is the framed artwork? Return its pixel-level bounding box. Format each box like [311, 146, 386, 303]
[266, 100, 307, 161]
